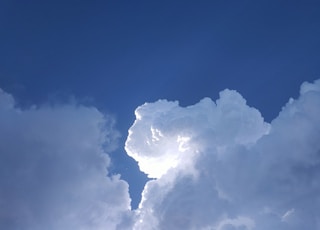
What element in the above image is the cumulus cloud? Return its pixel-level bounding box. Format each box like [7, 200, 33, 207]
[126, 79, 320, 229]
[0, 89, 131, 230]
[2, 79, 320, 230]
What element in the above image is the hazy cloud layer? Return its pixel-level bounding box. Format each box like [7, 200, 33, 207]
[0, 89, 131, 230]
[126, 80, 320, 229]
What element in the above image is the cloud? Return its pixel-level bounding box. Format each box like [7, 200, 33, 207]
[2, 78, 320, 230]
[126, 79, 320, 229]
[0, 89, 131, 230]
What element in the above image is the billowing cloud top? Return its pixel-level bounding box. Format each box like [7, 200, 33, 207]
[126, 79, 320, 229]
[125, 90, 270, 179]
[1, 79, 320, 230]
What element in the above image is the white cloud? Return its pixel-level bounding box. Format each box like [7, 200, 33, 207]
[126, 79, 320, 229]
[2, 79, 320, 230]
[0, 89, 131, 230]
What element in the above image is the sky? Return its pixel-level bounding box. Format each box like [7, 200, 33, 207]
[0, 1, 320, 229]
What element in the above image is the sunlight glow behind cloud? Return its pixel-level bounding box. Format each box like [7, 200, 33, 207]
[126, 79, 320, 229]
[1, 79, 319, 229]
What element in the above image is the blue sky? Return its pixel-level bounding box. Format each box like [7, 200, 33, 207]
[1, 1, 320, 229]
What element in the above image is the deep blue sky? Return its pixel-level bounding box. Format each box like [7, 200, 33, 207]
[1, 0, 319, 208]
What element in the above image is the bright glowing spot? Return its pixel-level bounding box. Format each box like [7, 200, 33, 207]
[151, 127, 163, 142]
[177, 135, 191, 152]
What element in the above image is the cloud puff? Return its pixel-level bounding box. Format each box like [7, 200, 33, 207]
[126, 79, 320, 229]
[0, 89, 131, 230]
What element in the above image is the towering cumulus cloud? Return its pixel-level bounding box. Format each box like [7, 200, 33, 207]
[0, 89, 131, 230]
[126, 79, 320, 229]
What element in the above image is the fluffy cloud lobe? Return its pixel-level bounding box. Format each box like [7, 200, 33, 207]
[126, 80, 320, 229]
[0, 89, 131, 230]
